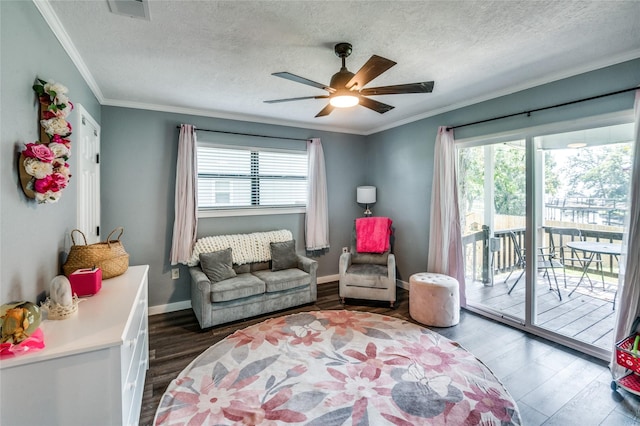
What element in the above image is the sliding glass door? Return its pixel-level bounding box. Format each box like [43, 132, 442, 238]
[458, 118, 634, 358]
[534, 123, 633, 350]
[459, 140, 527, 322]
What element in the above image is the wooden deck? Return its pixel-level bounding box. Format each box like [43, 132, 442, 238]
[466, 269, 618, 351]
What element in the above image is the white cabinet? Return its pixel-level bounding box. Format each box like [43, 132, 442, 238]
[0, 265, 149, 426]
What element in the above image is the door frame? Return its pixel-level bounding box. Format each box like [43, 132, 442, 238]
[456, 111, 633, 361]
[74, 104, 101, 243]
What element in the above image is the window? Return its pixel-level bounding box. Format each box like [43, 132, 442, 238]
[197, 144, 308, 213]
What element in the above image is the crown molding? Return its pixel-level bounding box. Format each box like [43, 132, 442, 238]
[33, 0, 104, 103]
[366, 49, 640, 135]
[100, 98, 368, 135]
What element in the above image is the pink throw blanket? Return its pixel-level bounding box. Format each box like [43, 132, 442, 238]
[356, 216, 392, 253]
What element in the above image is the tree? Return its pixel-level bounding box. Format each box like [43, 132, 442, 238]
[564, 143, 632, 200]
[458, 146, 484, 213]
[493, 145, 526, 216]
[458, 142, 563, 224]
[544, 152, 560, 198]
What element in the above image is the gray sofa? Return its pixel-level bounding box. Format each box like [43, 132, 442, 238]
[188, 231, 317, 329]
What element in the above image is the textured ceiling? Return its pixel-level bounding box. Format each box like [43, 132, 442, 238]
[44, 0, 640, 134]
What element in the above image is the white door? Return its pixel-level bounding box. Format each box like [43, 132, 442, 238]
[75, 104, 101, 244]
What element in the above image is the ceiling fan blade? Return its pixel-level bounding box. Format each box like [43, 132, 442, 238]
[272, 72, 335, 93]
[359, 96, 395, 114]
[359, 81, 435, 96]
[264, 95, 329, 104]
[315, 104, 334, 117]
[346, 55, 396, 90]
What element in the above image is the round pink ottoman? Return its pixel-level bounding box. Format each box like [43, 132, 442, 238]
[409, 272, 460, 327]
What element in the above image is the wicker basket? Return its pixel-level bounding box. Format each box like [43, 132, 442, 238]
[63, 228, 129, 279]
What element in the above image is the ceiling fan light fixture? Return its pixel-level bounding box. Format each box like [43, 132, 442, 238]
[330, 94, 359, 108]
[265, 42, 433, 117]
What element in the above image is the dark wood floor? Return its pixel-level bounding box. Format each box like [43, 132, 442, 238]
[140, 282, 640, 426]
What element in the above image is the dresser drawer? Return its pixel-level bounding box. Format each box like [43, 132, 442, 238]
[121, 279, 148, 425]
[122, 324, 148, 425]
[120, 285, 148, 386]
[123, 309, 147, 382]
[126, 354, 149, 426]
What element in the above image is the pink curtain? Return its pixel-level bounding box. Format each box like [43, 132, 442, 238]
[611, 90, 640, 377]
[427, 126, 466, 306]
[305, 138, 329, 251]
[170, 124, 198, 265]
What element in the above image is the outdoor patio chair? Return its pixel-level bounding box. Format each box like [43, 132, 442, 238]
[548, 227, 604, 290]
[504, 231, 526, 288]
[505, 231, 562, 301]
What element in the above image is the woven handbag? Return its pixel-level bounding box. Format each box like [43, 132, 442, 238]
[63, 227, 130, 279]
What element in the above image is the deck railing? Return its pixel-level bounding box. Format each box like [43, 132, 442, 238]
[462, 226, 623, 283]
[545, 197, 627, 226]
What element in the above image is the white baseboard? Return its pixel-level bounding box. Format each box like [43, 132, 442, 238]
[149, 300, 191, 316]
[318, 274, 339, 284]
[397, 279, 409, 290]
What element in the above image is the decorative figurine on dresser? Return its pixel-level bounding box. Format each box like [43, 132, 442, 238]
[40, 275, 81, 320]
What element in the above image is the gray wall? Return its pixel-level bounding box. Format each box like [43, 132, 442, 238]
[1, 1, 100, 303]
[367, 58, 640, 283]
[100, 107, 367, 307]
[2, 0, 638, 312]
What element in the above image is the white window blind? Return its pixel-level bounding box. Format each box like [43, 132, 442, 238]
[197, 144, 308, 210]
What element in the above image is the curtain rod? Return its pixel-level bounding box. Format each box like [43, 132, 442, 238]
[446, 86, 639, 131]
[176, 126, 308, 142]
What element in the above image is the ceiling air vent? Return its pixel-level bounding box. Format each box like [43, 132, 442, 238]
[107, 0, 150, 20]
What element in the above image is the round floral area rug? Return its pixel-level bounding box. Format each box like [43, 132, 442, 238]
[154, 310, 521, 425]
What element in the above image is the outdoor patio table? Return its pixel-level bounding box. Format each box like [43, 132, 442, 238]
[566, 241, 622, 298]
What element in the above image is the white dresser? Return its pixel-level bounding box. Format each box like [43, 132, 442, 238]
[0, 265, 149, 426]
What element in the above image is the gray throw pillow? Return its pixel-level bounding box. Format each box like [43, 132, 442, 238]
[199, 248, 236, 283]
[271, 240, 298, 271]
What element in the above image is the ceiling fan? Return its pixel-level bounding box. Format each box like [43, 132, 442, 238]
[264, 42, 434, 117]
